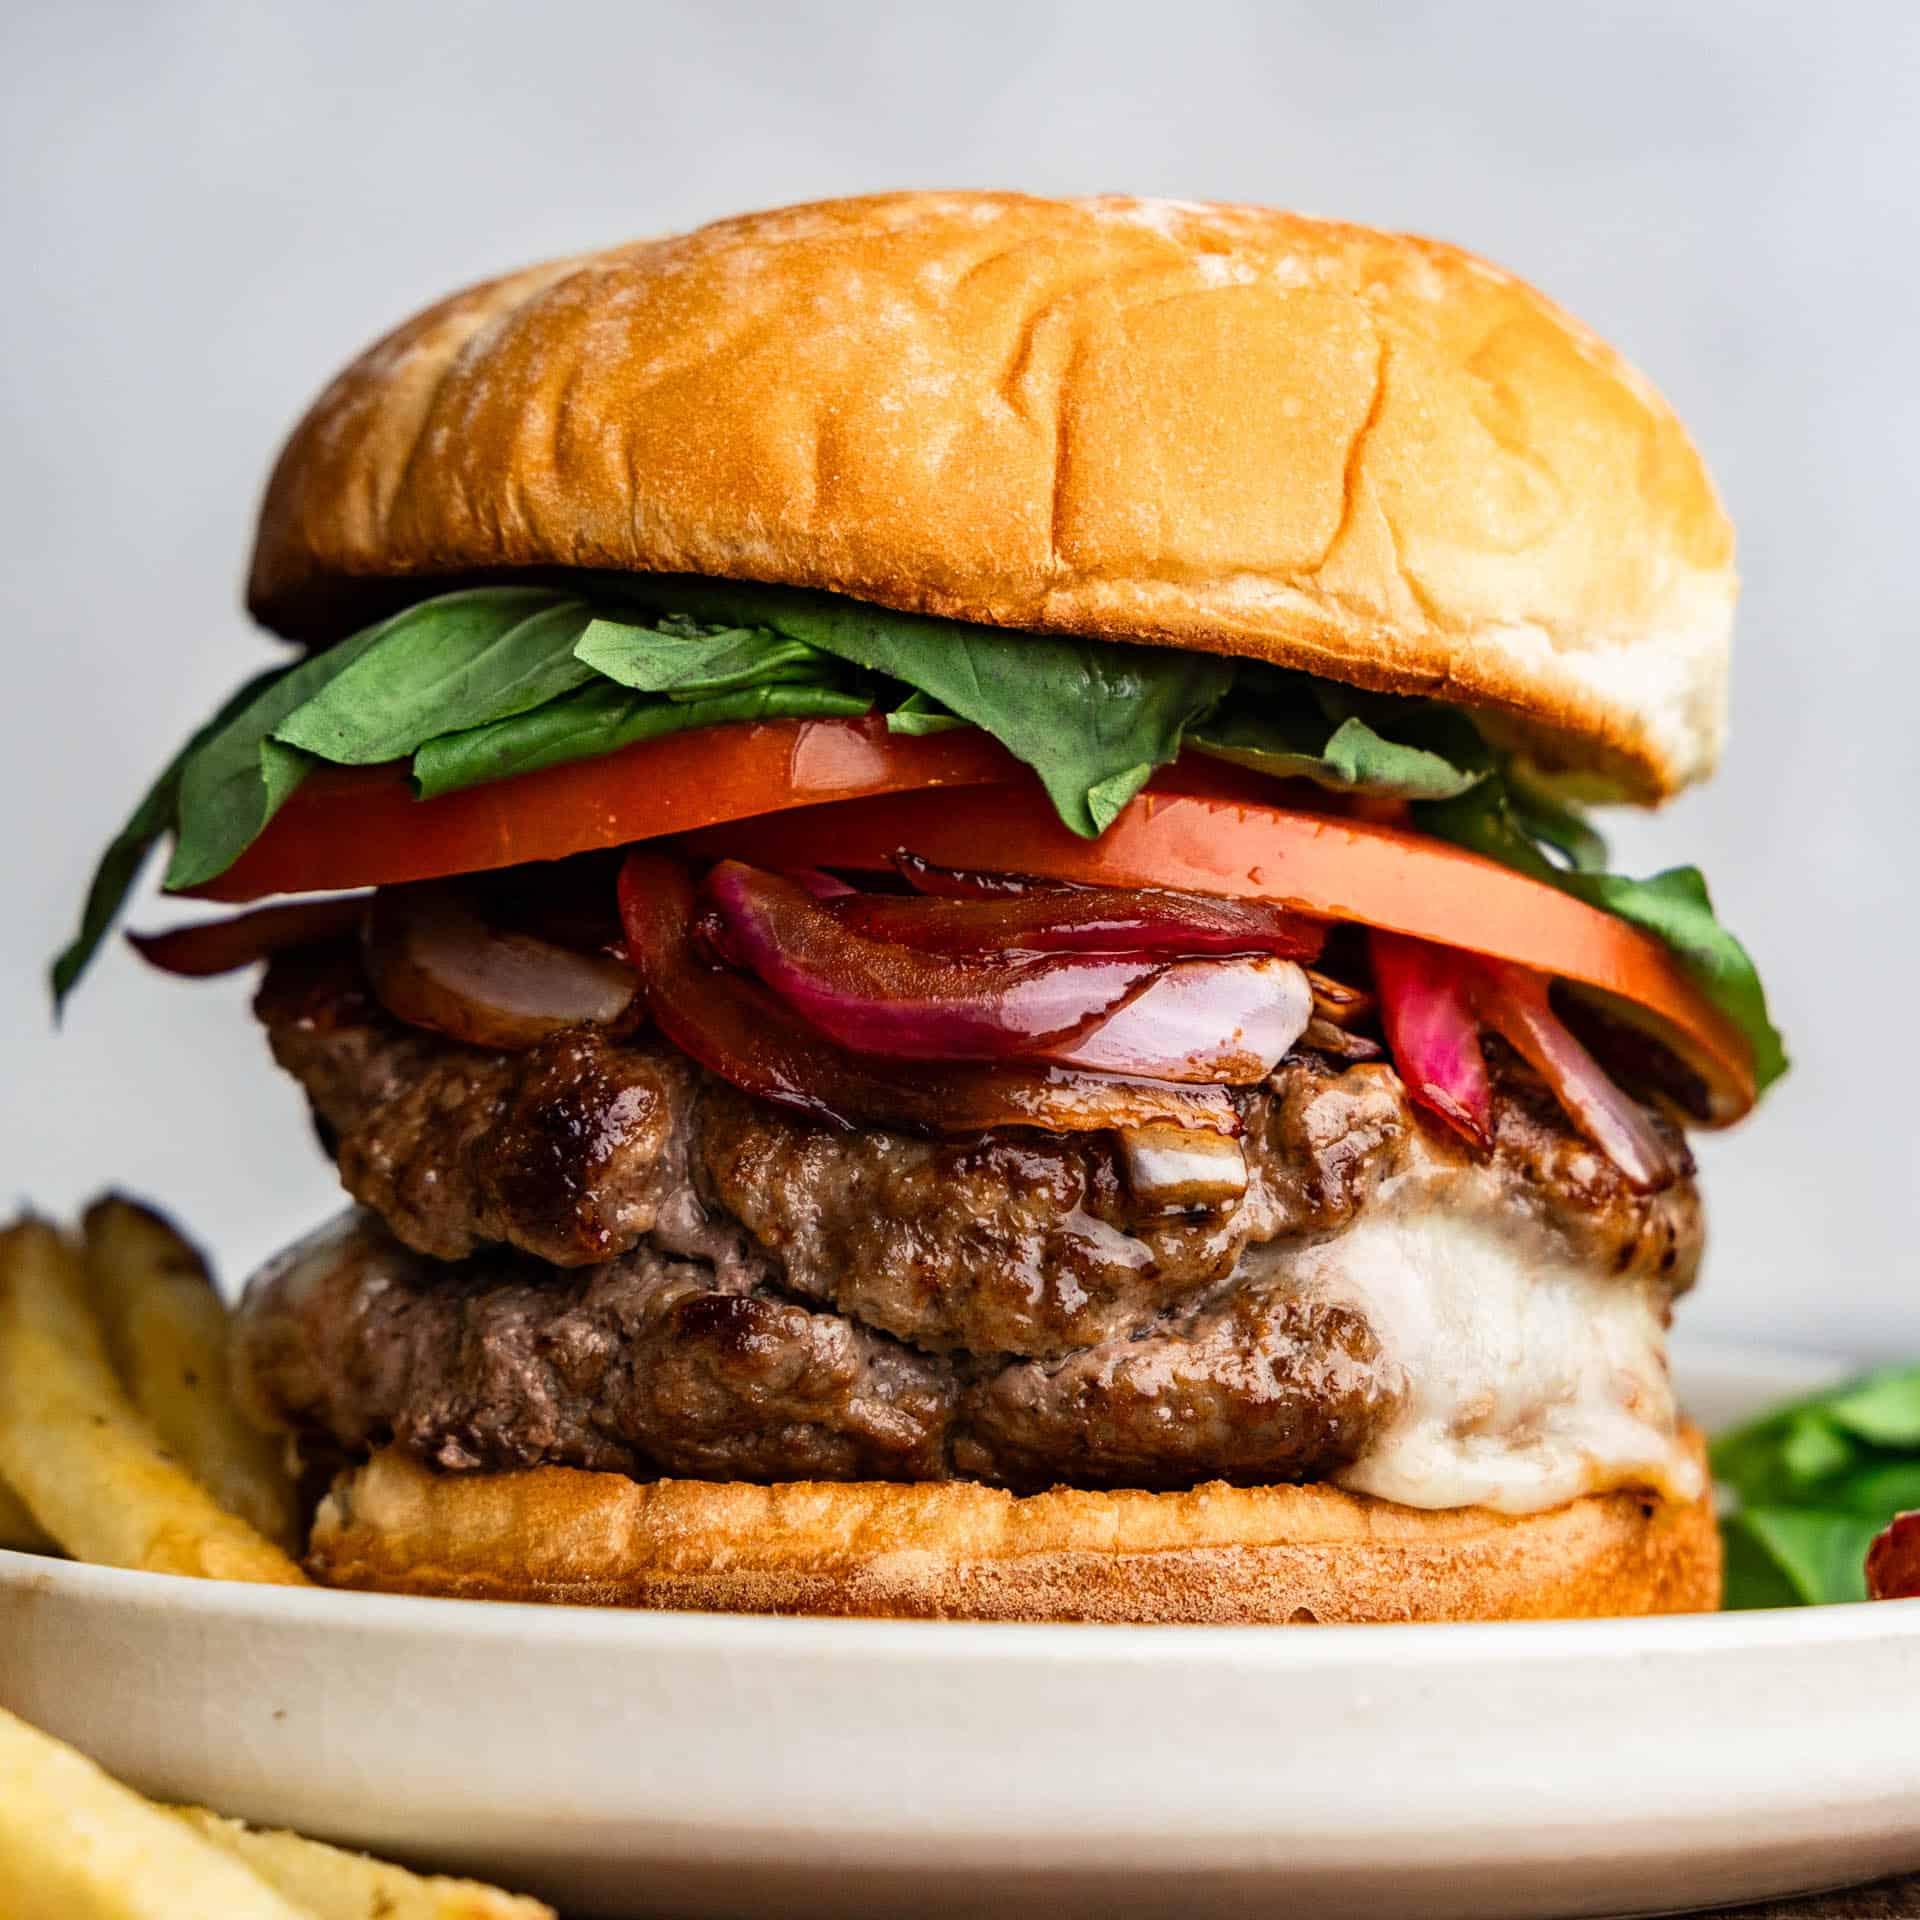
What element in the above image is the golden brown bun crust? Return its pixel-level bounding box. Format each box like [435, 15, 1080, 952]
[249, 193, 1734, 803]
[308, 1429, 1720, 1623]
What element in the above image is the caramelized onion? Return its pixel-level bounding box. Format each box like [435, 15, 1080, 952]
[129, 898, 370, 977]
[831, 881, 1324, 961]
[1370, 931, 1679, 1191]
[1040, 958, 1312, 1083]
[1301, 1017, 1384, 1062]
[621, 852, 1239, 1138]
[891, 851, 1067, 899]
[1370, 931, 1493, 1150]
[1305, 969, 1375, 1028]
[787, 868, 855, 901]
[364, 884, 638, 1050]
[1474, 961, 1680, 1193]
[1117, 1125, 1250, 1213]
[703, 861, 1167, 1060]
[888, 849, 1326, 961]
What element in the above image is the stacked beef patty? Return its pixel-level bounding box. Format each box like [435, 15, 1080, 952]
[234, 945, 1701, 1497]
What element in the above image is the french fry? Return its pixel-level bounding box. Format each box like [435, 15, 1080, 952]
[0, 1470, 55, 1553]
[172, 1809, 556, 1920]
[0, 1218, 307, 1583]
[83, 1194, 301, 1550]
[0, 1707, 309, 1919]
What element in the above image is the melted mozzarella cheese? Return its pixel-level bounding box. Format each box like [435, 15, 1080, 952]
[1265, 1177, 1697, 1515]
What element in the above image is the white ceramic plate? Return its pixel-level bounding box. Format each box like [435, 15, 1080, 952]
[2, 1342, 1909, 1920]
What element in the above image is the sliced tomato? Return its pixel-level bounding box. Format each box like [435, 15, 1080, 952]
[191, 718, 1024, 905]
[181, 714, 1754, 1118]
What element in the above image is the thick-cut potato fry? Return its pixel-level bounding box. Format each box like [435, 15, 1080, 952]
[0, 1707, 308, 1919]
[83, 1194, 301, 1549]
[0, 1470, 55, 1552]
[0, 1218, 306, 1583]
[172, 1809, 556, 1920]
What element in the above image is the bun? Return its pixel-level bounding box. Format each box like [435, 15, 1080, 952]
[307, 1430, 1720, 1623]
[248, 192, 1734, 803]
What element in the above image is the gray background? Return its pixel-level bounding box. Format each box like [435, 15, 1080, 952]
[2, 1, 1912, 1354]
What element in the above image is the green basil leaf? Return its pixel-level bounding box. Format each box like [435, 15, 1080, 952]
[1713, 1367, 1920, 1609]
[164, 621, 396, 891]
[49, 667, 286, 1008]
[1778, 1409, 1859, 1489]
[413, 681, 872, 798]
[1720, 1507, 1882, 1609]
[575, 618, 832, 698]
[884, 690, 970, 736]
[1419, 781, 1787, 1093]
[1817, 1460, 1920, 1518]
[1822, 1372, 1920, 1449]
[1506, 776, 1610, 873]
[1192, 708, 1486, 799]
[1188, 665, 1490, 801]
[594, 578, 1233, 837]
[273, 589, 593, 765]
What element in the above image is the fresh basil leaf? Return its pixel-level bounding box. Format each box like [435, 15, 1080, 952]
[49, 667, 286, 1008]
[1193, 709, 1486, 799]
[1188, 665, 1490, 801]
[1712, 1366, 1920, 1608]
[1720, 1510, 1819, 1610]
[1818, 1460, 1920, 1518]
[1506, 776, 1609, 874]
[1573, 866, 1788, 1092]
[595, 578, 1233, 837]
[273, 589, 593, 765]
[164, 621, 395, 891]
[1721, 1507, 1881, 1609]
[1419, 781, 1787, 1093]
[1712, 1387, 1868, 1509]
[413, 681, 871, 798]
[1778, 1409, 1859, 1488]
[575, 618, 832, 699]
[1822, 1372, 1920, 1449]
[884, 690, 970, 736]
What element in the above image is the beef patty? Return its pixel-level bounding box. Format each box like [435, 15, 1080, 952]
[241, 948, 1702, 1491]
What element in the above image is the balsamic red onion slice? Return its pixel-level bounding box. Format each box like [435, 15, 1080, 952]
[129, 897, 370, 977]
[1474, 961, 1680, 1193]
[703, 860, 1167, 1061]
[364, 884, 639, 1051]
[786, 868, 855, 901]
[620, 852, 1240, 1138]
[1039, 957, 1312, 1083]
[828, 885, 1325, 962]
[891, 851, 1068, 899]
[1369, 931, 1494, 1150]
[1370, 930, 1679, 1191]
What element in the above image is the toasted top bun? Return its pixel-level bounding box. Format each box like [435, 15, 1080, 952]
[249, 193, 1734, 804]
[308, 1431, 1721, 1624]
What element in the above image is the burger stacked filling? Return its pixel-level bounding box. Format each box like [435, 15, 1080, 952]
[230, 844, 1701, 1516]
[57, 576, 1780, 1522]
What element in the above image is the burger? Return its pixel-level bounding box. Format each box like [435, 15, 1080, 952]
[56, 191, 1785, 1623]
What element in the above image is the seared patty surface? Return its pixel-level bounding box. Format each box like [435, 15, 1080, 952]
[240, 948, 1701, 1491]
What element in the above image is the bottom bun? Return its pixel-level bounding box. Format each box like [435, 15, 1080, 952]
[309, 1428, 1719, 1624]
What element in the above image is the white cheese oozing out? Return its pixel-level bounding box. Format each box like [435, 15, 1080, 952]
[1262, 1171, 1698, 1515]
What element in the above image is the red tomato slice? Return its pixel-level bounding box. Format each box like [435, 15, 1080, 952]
[192, 718, 1022, 904]
[183, 715, 1753, 1117]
